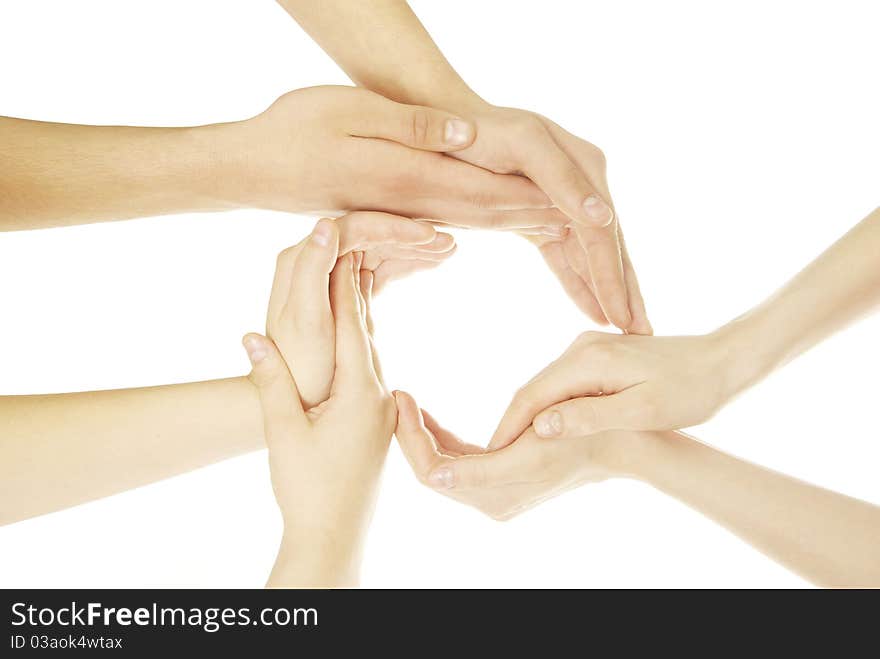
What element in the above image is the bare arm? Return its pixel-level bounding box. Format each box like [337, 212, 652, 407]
[720, 206, 880, 394]
[0, 377, 262, 525]
[1, 87, 556, 232]
[0, 116, 229, 229]
[627, 431, 880, 588]
[277, 0, 474, 110]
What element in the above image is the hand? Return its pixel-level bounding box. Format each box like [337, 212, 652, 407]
[244, 252, 394, 588]
[448, 99, 650, 333]
[393, 391, 637, 520]
[216, 86, 568, 236]
[266, 213, 455, 408]
[489, 330, 737, 449]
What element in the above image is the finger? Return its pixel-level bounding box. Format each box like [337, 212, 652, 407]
[539, 121, 634, 331]
[532, 389, 645, 439]
[560, 233, 609, 324]
[393, 391, 448, 478]
[488, 349, 631, 451]
[359, 268, 375, 335]
[365, 237, 456, 263]
[337, 211, 437, 254]
[618, 223, 652, 335]
[516, 124, 614, 229]
[426, 446, 524, 492]
[280, 219, 340, 407]
[348, 93, 476, 151]
[534, 239, 608, 324]
[430, 206, 570, 233]
[386, 143, 554, 211]
[357, 264, 385, 384]
[242, 333, 308, 442]
[266, 242, 305, 330]
[421, 409, 485, 456]
[352, 250, 366, 321]
[330, 253, 375, 387]
[573, 222, 631, 330]
[372, 256, 452, 293]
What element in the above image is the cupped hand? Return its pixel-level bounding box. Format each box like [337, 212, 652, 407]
[244, 252, 395, 587]
[489, 331, 736, 450]
[220, 86, 568, 236]
[265, 212, 455, 409]
[448, 100, 650, 333]
[394, 391, 636, 520]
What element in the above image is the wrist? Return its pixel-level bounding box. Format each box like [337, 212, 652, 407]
[181, 119, 264, 212]
[591, 430, 656, 481]
[710, 310, 782, 399]
[269, 530, 362, 588]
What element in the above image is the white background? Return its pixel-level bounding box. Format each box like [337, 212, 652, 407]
[1, 0, 878, 588]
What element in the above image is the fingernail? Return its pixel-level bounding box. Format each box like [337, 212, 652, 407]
[428, 467, 455, 490]
[444, 119, 472, 146]
[535, 410, 563, 438]
[582, 195, 614, 227]
[242, 335, 267, 365]
[311, 219, 333, 247]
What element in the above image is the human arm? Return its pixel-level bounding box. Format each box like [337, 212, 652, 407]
[490, 206, 880, 447]
[277, 0, 649, 331]
[0, 377, 260, 526]
[0, 214, 452, 525]
[246, 252, 394, 588]
[395, 394, 880, 587]
[1, 86, 561, 233]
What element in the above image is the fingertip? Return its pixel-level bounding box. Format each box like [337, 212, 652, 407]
[242, 333, 269, 366]
[533, 409, 563, 439]
[419, 231, 456, 253]
[393, 390, 421, 427]
[443, 117, 475, 149]
[311, 217, 338, 248]
[412, 221, 438, 244]
[581, 195, 615, 228]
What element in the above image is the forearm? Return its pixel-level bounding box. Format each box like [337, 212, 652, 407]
[623, 430, 880, 587]
[0, 116, 239, 230]
[0, 377, 262, 525]
[717, 207, 880, 394]
[278, 0, 481, 111]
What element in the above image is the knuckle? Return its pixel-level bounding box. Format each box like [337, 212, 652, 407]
[511, 386, 534, 409]
[577, 330, 602, 346]
[574, 399, 600, 432]
[410, 108, 431, 146]
[276, 246, 297, 269]
[585, 342, 616, 364]
[588, 144, 607, 170]
[512, 115, 546, 143]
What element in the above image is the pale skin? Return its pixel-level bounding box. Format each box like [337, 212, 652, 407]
[0, 214, 452, 526]
[244, 249, 393, 588]
[490, 206, 880, 448]
[0, 86, 567, 234]
[277, 0, 651, 333]
[394, 393, 880, 587]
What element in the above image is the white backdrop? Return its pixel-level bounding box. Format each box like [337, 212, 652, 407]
[1, 0, 878, 588]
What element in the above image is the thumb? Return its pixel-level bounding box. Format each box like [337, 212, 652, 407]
[242, 333, 308, 439]
[532, 390, 643, 439]
[351, 97, 475, 152]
